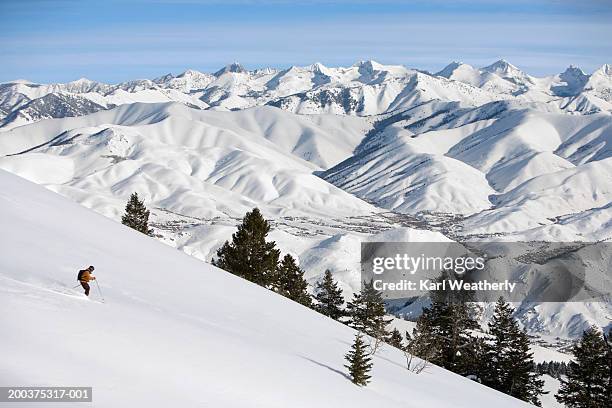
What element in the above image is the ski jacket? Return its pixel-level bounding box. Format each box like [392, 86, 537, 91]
[79, 270, 95, 282]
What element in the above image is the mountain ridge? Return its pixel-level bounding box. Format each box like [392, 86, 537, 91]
[2, 60, 611, 129]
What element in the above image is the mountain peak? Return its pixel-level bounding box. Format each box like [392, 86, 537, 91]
[493, 58, 510, 65]
[253, 67, 276, 75]
[563, 65, 585, 74]
[436, 61, 467, 77]
[179, 69, 206, 78]
[585, 63, 612, 93]
[68, 77, 96, 85]
[354, 60, 384, 71]
[214, 62, 247, 76]
[553, 65, 589, 96]
[62, 77, 106, 92]
[560, 65, 587, 80]
[481, 59, 530, 83]
[482, 59, 519, 73]
[154, 73, 175, 83]
[310, 62, 327, 71]
[593, 63, 612, 76]
[309, 62, 334, 78]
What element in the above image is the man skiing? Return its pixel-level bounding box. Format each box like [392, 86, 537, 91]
[77, 265, 96, 296]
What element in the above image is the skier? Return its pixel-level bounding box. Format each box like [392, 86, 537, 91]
[77, 265, 96, 296]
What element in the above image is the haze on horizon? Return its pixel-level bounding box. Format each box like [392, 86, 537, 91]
[1, 0, 611, 83]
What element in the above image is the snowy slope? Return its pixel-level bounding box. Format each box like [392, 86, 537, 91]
[322, 106, 612, 240]
[0, 170, 532, 408]
[0, 103, 376, 220]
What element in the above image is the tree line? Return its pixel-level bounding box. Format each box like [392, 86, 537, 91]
[536, 360, 570, 379]
[211, 208, 394, 386]
[210, 207, 612, 407]
[122, 201, 611, 407]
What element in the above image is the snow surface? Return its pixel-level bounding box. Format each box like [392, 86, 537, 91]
[0, 170, 532, 408]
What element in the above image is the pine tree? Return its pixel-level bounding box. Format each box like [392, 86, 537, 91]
[212, 208, 280, 288]
[507, 326, 545, 406]
[485, 297, 544, 406]
[556, 326, 611, 408]
[345, 333, 373, 386]
[121, 192, 153, 235]
[387, 328, 404, 350]
[483, 297, 515, 388]
[346, 280, 392, 339]
[313, 270, 345, 321]
[276, 254, 312, 307]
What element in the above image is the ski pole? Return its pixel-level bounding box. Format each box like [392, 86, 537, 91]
[94, 280, 105, 302]
[72, 284, 81, 289]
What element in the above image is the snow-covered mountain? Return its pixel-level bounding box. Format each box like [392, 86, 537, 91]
[321, 102, 612, 240]
[2, 60, 611, 130]
[436, 60, 612, 114]
[1, 60, 610, 342]
[0, 103, 375, 220]
[1, 169, 534, 408]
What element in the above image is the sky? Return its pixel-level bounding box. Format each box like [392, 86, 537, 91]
[1, 0, 611, 83]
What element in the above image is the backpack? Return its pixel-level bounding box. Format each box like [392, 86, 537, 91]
[77, 270, 85, 282]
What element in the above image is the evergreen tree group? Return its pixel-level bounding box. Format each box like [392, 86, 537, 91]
[213, 208, 312, 306]
[535, 360, 569, 379]
[214, 209, 399, 355]
[121, 192, 153, 235]
[406, 293, 544, 406]
[213, 208, 571, 398]
[215, 214, 400, 388]
[556, 326, 611, 408]
[406, 294, 480, 376]
[345, 333, 373, 386]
